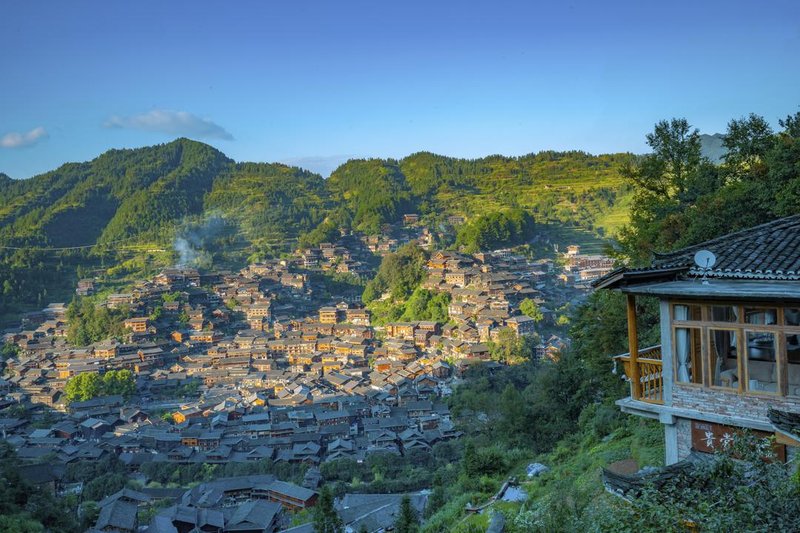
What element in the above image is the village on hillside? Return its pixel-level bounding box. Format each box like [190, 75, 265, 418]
[0, 218, 614, 532]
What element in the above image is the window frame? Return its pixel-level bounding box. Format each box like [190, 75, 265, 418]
[705, 325, 742, 393]
[672, 324, 704, 387]
[670, 301, 800, 397]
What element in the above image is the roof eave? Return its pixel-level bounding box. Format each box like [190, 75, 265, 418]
[592, 266, 688, 290]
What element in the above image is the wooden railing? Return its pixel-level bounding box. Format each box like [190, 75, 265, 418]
[613, 345, 663, 404]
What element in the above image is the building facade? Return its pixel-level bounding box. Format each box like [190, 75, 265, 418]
[596, 216, 800, 464]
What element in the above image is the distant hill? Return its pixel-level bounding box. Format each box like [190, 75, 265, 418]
[0, 140, 634, 320]
[700, 133, 727, 163]
[331, 150, 634, 235]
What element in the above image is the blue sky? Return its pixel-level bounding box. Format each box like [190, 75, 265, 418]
[1, 0, 798, 178]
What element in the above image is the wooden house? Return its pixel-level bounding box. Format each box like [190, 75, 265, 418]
[596, 216, 800, 464]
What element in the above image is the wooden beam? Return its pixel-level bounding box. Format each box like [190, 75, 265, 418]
[775, 430, 800, 448]
[627, 294, 641, 399]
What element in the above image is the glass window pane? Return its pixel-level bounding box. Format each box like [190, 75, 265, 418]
[744, 308, 777, 325]
[675, 327, 702, 384]
[785, 308, 800, 326]
[788, 334, 800, 364]
[788, 334, 800, 397]
[709, 329, 738, 389]
[711, 305, 738, 322]
[745, 331, 777, 394]
[674, 304, 701, 321]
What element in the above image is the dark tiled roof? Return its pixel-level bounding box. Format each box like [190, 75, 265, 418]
[96, 500, 138, 531]
[602, 452, 714, 499]
[768, 408, 800, 441]
[651, 215, 800, 281]
[226, 500, 281, 530]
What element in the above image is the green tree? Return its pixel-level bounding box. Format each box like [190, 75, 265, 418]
[101, 369, 136, 398]
[497, 384, 527, 447]
[64, 369, 135, 404]
[722, 113, 775, 172]
[597, 434, 800, 532]
[519, 298, 544, 322]
[64, 372, 101, 403]
[622, 118, 702, 198]
[490, 328, 535, 363]
[0, 514, 44, 533]
[394, 495, 420, 533]
[363, 243, 428, 303]
[1, 342, 20, 360]
[66, 298, 127, 346]
[400, 288, 451, 322]
[313, 487, 343, 533]
[455, 209, 535, 252]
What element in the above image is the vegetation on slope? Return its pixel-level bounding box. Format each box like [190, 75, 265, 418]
[362, 243, 429, 304]
[65, 298, 129, 346]
[415, 108, 800, 531]
[63, 369, 136, 403]
[0, 141, 634, 325]
[0, 442, 80, 532]
[454, 208, 535, 252]
[618, 112, 800, 264]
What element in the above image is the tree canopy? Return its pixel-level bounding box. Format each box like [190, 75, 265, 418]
[312, 487, 343, 533]
[619, 110, 800, 264]
[64, 370, 135, 403]
[362, 243, 428, 303]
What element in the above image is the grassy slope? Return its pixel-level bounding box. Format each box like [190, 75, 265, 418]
[423, 416, 664, 532]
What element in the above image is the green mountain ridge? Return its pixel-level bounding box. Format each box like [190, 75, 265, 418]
[0, 138, 633, 320]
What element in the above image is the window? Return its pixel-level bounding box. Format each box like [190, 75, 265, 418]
[785, 308, 800, 326]
[674, 304, 701, 321]
[744, 307, 777, 325]
[675, 327, 702, 384]
[744, 331, 777, 394]
[787, 333, 800, 397]
[711, 305, 738, 322]
[709, 329, 738, 389]
[670, 302, 800, 396]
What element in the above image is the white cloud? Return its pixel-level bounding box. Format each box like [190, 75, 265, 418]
[0, 127, 49, 148]
[103, 109, 233, 140]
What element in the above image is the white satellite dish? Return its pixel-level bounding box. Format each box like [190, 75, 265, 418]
[694, 250, 717, 269]
[694, 250, 716, 284]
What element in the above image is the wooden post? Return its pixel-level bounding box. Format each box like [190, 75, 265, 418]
[627, 294, 641, 399]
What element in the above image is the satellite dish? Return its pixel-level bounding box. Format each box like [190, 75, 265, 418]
[694, 250, 716, 269]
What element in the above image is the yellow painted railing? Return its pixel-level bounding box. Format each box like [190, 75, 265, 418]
[613, 345, 663, 404]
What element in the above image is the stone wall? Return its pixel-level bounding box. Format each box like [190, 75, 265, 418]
[675, 417, 692, 461]
[672, 384, 800, 424]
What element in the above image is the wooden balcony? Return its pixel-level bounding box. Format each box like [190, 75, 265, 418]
[614, 345, 664, 404]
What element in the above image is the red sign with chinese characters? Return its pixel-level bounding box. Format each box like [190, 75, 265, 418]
[690, 420, 786, 462]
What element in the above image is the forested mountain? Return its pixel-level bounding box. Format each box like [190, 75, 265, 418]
[0, 141, 632, 320]
[337, 150, 633, 235]
[0, 139, 329, 318]
[0, 139, 231, 248]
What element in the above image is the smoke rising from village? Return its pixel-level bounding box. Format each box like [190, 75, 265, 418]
[173, 214, 227, 267]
